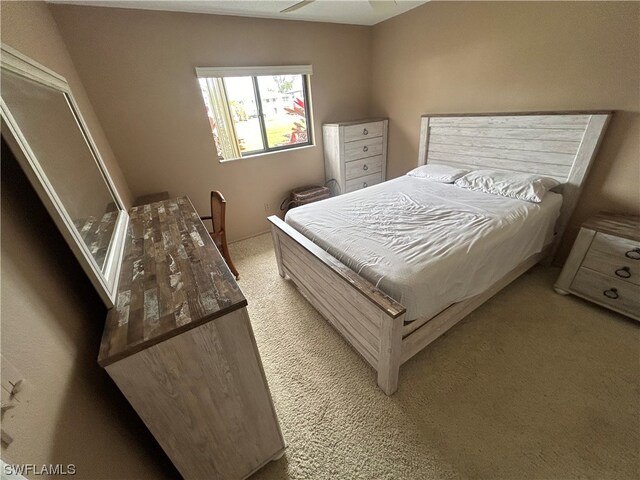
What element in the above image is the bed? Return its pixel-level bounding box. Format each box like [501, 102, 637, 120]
[268, 111, 611, 395]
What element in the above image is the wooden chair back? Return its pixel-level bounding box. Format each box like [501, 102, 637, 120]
[201, 190, 239, 279]
[210, 191, 226, 237]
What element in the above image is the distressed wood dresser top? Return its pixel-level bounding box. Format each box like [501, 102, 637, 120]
[583, 212, 640, 242]
[98, 196, 246, 366]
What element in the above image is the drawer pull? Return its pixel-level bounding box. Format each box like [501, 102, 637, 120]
[363, 182, 368, 187]
[363, 164, 368, 171]
[363, 128, 368, 135]
[363, 146, 368, 152]
[625, 248, 640, 260]
[615, 266, 631, 278]
[603, 288, 619, 299]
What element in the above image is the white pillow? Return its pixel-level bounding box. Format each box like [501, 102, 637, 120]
[406, 164, 469, 183]
[454, 169, 560, 203]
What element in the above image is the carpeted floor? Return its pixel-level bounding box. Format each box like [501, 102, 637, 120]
[229, 233, 639, 480]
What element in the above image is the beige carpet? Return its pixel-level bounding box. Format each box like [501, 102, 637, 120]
[229, 234, 639, 480]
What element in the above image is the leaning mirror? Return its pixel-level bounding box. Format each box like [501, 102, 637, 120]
[1, 44, 127, 307]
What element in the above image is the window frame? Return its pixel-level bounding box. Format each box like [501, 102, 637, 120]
[196, 65, 314, 162]
[240, 74, 313, 157]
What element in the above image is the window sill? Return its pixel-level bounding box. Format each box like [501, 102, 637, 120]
[219, 143, 315, 163]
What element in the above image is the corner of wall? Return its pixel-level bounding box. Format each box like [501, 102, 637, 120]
[0, 0, 134, 208]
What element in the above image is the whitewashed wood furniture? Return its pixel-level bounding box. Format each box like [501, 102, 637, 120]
[323, 118, 388, 194]
[99, 197, 285, 480]
[270, 111, 612, 395]
[555, 212, 640, 321]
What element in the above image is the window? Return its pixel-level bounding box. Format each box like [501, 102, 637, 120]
[196, 65, 313, 161]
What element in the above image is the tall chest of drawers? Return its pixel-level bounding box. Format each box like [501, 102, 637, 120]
[323, 118, 388, 195]
[555, 212, 640, 321]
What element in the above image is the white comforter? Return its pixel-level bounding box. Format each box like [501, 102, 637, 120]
[285, 175, 562, 321]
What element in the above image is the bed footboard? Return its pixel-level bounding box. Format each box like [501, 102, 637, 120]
[268, 216, 406, 395]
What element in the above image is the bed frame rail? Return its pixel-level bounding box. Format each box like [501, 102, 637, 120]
[269, 215, 406, 394]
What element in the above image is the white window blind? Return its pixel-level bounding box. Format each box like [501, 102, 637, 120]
[195, 65, 313, 79]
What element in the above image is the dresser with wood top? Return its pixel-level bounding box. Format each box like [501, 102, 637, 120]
[323, 118, 388, 195]
[98, 196, 285, 479]
[555, 212, 640, 321]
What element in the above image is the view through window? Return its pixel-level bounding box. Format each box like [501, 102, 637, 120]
[199, 72, 312, 161]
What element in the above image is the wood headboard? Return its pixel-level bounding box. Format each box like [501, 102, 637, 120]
[417, 111, 612, 250]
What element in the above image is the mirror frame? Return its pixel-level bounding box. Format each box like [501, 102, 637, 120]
[1, 44, 128, 307]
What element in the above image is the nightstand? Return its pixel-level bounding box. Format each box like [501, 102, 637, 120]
[555, 212, 640, 321]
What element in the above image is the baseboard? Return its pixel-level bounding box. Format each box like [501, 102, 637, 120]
[229, 229, 270, 245]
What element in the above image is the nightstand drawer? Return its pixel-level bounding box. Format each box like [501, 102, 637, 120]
[589, 232, 640, 260]
[345, 172, 383, 193]
[571, 268, 640, 316]
[344, 121, 384, 143]
[345, 156, 382, 180]
[582, 248, 640, 286]
[344, 137, 384, 162]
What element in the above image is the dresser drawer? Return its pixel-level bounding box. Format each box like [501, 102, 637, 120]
[344, 137, 384, 162]
[589, 232, 640, 260]
[345, 172, 383, 193]
[571, 268, 640, 317]
[345, 156, 382, 180]
[344, 121, 384, 143]
[582, 248, 640, 286]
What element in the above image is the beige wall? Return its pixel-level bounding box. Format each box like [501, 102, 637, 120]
[50, 2, 639, 254]
[1, 1, 134, 208]
[50, 5, 373, 241]
[0, 2, 170, 477]
[371, 1, 640, 260]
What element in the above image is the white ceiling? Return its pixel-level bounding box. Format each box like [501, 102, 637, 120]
[47, 0, 429, 26]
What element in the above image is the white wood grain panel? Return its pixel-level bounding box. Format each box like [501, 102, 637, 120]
[554, 227, 596, 293]
[345, 172, 383, 193]
[417, 117, 430, 166]
[284, 262, 379, 366]
[322, 125, 344, 194]
[429, 115, 590, 129]
[270, 223, 284, 278]
[344, 121, 384, 143]
[427, 154, 570, 179]
[429, 133, 581, 154]
[571, 267, 640, 319]
[285, 264, 379, 367]
[344, 137, 383, 161]
[377, 313, 403, 395]
[106, 308, 285, 480]
[551, 114, 611, 258]
[589, 232, 640, 257]
[280, 240, 381, 345]
[346, 156, 382, 180]
[428, 142, 575, 165]
[278, 229, 387, 331]
[280, 251, 380, 365]
[381, 119, 389, 181]
[582, 248, 640, 287]
[429, 126, 586, 142]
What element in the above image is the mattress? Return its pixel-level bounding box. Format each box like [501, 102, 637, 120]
[285, 175, 562, 322]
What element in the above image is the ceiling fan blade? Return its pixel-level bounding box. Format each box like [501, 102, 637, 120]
[281, 0, 316, 13]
